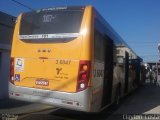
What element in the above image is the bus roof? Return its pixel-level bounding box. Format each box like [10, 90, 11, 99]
[19, 5, 140, 59]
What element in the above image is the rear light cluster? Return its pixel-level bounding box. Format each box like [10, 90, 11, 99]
[76, 60, 91, 92]
[10, 57, 14, 84]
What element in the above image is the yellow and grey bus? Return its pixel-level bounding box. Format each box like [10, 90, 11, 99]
[9, 6, 142, 112]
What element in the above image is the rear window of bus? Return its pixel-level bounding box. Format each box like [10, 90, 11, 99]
[19, 7, 84, 40]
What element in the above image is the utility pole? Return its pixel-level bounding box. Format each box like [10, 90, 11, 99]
[158, 43, 160, 61]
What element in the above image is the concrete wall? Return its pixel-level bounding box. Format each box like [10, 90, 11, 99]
[0, 11, 15, 99]
[0, 49, 10, 98]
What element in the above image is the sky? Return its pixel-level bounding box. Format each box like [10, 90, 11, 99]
[0, 0, 160, 62]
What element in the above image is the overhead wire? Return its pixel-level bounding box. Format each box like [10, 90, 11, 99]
[11, 0, 34, 11]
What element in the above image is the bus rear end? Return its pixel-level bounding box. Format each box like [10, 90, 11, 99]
[9, 6, 93, 112]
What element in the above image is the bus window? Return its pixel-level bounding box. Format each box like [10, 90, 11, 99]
[19, 8, 84, 41]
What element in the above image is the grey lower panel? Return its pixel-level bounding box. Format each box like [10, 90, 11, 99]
[9, 83, 92, 112]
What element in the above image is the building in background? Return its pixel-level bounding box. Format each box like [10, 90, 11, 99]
[147, 62, 160, 85]
[0, 11, 15, 99]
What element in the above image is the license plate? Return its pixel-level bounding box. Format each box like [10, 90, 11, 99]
[35, 79, 49, 86]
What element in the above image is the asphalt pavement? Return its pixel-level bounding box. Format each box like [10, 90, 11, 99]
[107, 82, 160, 120]
[1, 82, 160, 120]
[0, 98, 56, 120]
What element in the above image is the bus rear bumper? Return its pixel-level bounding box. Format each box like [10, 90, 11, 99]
[9, 83, 92, 112]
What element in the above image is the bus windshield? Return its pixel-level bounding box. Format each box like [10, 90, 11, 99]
[19, 7, 84, 40]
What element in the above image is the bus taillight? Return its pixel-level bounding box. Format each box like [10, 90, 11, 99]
[10, 57, 14, 84]
[76, 60, 90, 92]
